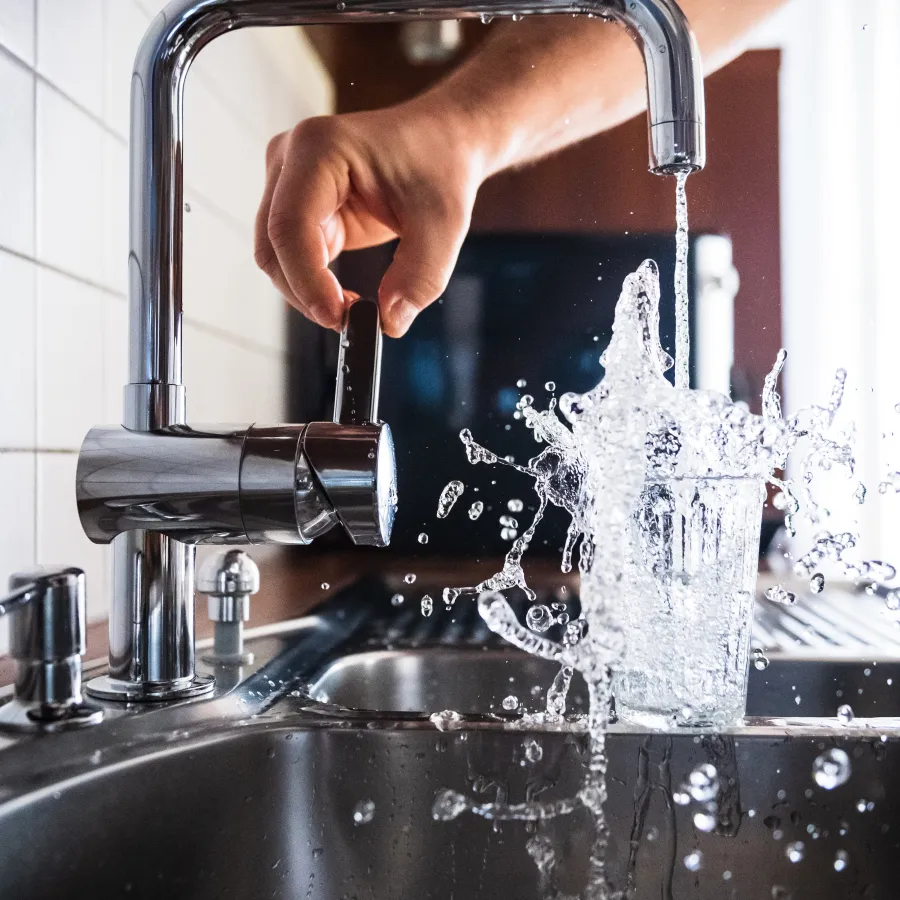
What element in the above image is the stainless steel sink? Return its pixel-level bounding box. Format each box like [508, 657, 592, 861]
[1, 589, 898, 900]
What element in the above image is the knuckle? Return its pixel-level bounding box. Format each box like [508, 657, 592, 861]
[266, 209, 299, 252]
[265, 132, 287, 167]
[253, 241, 278, 276]
[290, 115, 340, 150]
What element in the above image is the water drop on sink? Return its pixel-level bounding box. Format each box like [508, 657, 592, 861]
[502, 694, 519, 711]
[693, 810, 717, 832]
[391, 593, 404, 607]
[673, 791, 690, 806]
[432, 789, 469, 821]
[752, 648, 770, 670]
[833, 849, 850, 872]
[352, 799, 375, 825]
[837, 704, 855, 724]
[320, 582, 329, 590]
[683, 850, 703, 872]
[430, 709, 463, 732]
[524, 739, 543, 763]
[785, 841, 805, 863]
[404, 573, 416, 584]
[812, 747, 851, 789]
[687, 763, 719, 802]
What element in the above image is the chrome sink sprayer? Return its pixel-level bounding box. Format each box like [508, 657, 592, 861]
[74, 0, 705, 703]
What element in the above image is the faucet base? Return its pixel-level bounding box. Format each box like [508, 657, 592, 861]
[85, 673, 214, 703]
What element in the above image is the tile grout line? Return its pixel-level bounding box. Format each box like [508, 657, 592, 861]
[0, 244, 287, 359]
[0, 43, 128, 152]
[0, 244, 126, 300]
[32, 0, 40, 561]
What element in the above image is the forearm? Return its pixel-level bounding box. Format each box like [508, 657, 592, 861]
[419, 0, 789, 178]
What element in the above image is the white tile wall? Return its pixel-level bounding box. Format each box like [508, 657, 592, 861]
[0, 1, 35, 67]
[0, 51, 35, 257]
[0, 2, 334, 655]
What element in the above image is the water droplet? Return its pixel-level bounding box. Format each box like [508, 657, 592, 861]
[468, 501, 484, 520]
[813, 747, 851, 789]
[786, 841, 805, 863]
[837, 704, 855, 725]
[526, 605, 552, 632]
[765, 584, 797, 605]
[516, 378, 527, 388]
[421, 595, 433, 617]
[752, 647, 770, 670]
[320, 582, 330, 590]
[418, 532, 429, 544]
[809, 572, 825, 593]
[502, 694, 519, 711]
[673, 791, 690, 806]
[500, 527, 518, 541]
[886, 590, 900, 611]
[404, 573, 416, 584]
[856, 798, 874, 813]
[687, 763, 719, 802]
[184, 201, 191, 212]
[442, 587, 459, 606]
[524, 739, 543, 763]
[833, 849, 850, 872]
[683, 850, 703, 872]
[545, 381, 556, 392]
[352, 799, 375, 825]
[432, 789, 469, 821]
[507, 498, 524, 513]
[336, 1, 345, 8]
[390, 593, 404, 607]
[693, 810, 717, 832]
[312, 847, 324, 859]
[771, 887, 792, 900]
[437, 480, 464, 518]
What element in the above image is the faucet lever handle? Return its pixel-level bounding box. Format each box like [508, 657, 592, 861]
[334, 297, 382, 426]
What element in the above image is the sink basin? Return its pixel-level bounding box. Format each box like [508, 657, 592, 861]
[1, 591, 898, 900]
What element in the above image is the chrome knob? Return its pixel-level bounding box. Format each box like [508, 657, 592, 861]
[0, 566, 102, 730]
[304, 298, 398, 547]
[197, 550, 259, 664]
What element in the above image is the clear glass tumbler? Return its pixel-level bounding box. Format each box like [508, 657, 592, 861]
[609, 476, 765, 728]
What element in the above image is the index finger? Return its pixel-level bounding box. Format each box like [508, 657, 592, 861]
[267, 122, 350, 329]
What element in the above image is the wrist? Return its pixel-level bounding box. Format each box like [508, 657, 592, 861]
[403, 81, 513, 182]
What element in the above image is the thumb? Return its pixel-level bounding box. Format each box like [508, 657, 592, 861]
[379, 199, 469, 338]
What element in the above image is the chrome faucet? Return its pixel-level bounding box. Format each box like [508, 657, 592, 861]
[75, 0, 704, 703]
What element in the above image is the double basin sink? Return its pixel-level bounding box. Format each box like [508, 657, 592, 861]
[0, 583, 897, 899]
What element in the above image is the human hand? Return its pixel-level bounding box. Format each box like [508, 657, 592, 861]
[254, 97, 489, 337]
